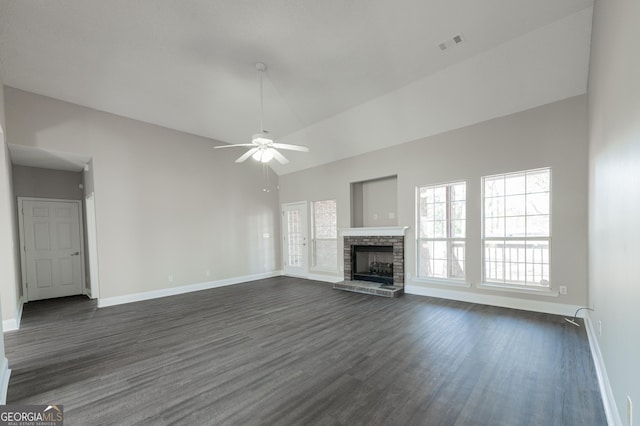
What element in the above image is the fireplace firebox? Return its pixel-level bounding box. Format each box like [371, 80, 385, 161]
[352, 245, 394, 285]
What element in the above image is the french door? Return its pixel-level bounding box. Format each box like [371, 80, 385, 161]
[282, 202, 308, 277]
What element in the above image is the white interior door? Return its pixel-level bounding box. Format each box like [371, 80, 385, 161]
[282, 202, 308, 277]
[21, 199, 84, 301]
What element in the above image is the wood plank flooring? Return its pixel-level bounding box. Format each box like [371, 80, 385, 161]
[4, 276, 606, 425]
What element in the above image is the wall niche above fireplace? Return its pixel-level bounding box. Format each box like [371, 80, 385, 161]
[350, 175, 397, 227]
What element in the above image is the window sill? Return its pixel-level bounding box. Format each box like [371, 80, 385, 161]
[413, 277, 471, 288]
[477, 282, 559, 297]
[310, 267, 340, 274]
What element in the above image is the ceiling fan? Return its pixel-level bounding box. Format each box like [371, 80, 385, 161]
[214, 62, 309, 164]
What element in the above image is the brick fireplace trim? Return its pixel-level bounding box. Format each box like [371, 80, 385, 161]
[343, 235, 405, 287]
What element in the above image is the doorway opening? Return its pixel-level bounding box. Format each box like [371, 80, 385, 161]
[8, 146, 98, 318]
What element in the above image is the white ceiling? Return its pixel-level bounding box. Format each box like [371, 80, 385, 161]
[0, 0, 593, 174]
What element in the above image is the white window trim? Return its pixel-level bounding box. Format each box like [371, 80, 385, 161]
[310, 239, 339, 273]
[310, 200, 338, 273]
[477, 282, 559, 297]
[413, 277, 471, 288]
[483, 236, 552, 286]
[481, 167, 552, 290]
[416, 181, 467, 283]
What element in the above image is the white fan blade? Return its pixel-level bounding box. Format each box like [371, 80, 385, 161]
[214, 144, 255, 149]
[272, 143, 309, 152]
[271, 149, 290, 165]
[236, 148, 259, 163]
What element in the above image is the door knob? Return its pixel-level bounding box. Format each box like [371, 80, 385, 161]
[71, 252, 80, 256]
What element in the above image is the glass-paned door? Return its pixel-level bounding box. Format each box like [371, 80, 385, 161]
[282, 202, 308, 277]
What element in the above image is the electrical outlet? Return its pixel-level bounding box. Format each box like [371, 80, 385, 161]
[598, 320, 602, 337]
[168, 275, 174, 283]
[559, 286, 567, 295]
[206, 270, 211, 277]
[628, 396, 633, 426]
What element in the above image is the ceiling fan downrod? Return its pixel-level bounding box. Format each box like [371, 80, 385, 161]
[256, 62, 267, 135]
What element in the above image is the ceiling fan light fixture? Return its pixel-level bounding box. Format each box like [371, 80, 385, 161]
[252, 147, 275, 163]
[261, 148, 275, 163]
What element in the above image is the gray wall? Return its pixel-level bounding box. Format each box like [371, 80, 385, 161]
[0, 85, 6, 353]
[12, 166, 84, 200]
[280, 95, 588, 308]
[361, 176, 397, 227]
[588, 0, 640, 422]
[0, 83, 22, 325]
[0, 81, 16, 378]
[4, 88, 281, 310]
[351, 176, 398, 227]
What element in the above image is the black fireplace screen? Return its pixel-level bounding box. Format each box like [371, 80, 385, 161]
[352, 245, 394, 285]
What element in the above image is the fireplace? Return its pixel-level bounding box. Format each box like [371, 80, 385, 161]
[334, 227, 408, 297]
[352, 245, 394, 285]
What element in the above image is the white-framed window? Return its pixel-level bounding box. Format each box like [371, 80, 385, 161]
[483, 167, 551, 287]
[311, 199, 337, 271]
[417, 181, 466, 281]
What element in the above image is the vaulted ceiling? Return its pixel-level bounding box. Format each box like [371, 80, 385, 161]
[0, 0, 593, 174]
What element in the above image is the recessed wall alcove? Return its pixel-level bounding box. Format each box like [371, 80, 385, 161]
[350, 175, 398, 228]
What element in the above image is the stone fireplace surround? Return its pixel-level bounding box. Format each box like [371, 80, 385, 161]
[334, 226, 408, 297]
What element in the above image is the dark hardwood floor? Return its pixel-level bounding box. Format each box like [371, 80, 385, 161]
[4, 276, 606, 425]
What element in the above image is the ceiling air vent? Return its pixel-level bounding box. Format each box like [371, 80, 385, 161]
[437, 33, 465, 51]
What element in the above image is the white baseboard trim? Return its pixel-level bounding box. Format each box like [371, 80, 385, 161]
[0, 357, 10, 404]
[307, 273, 343, 284]
[97, 270, 283, 308]
[2, 297, 24, 332]
[405, 284, 583, 316]
[584, 313, 622, 426]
